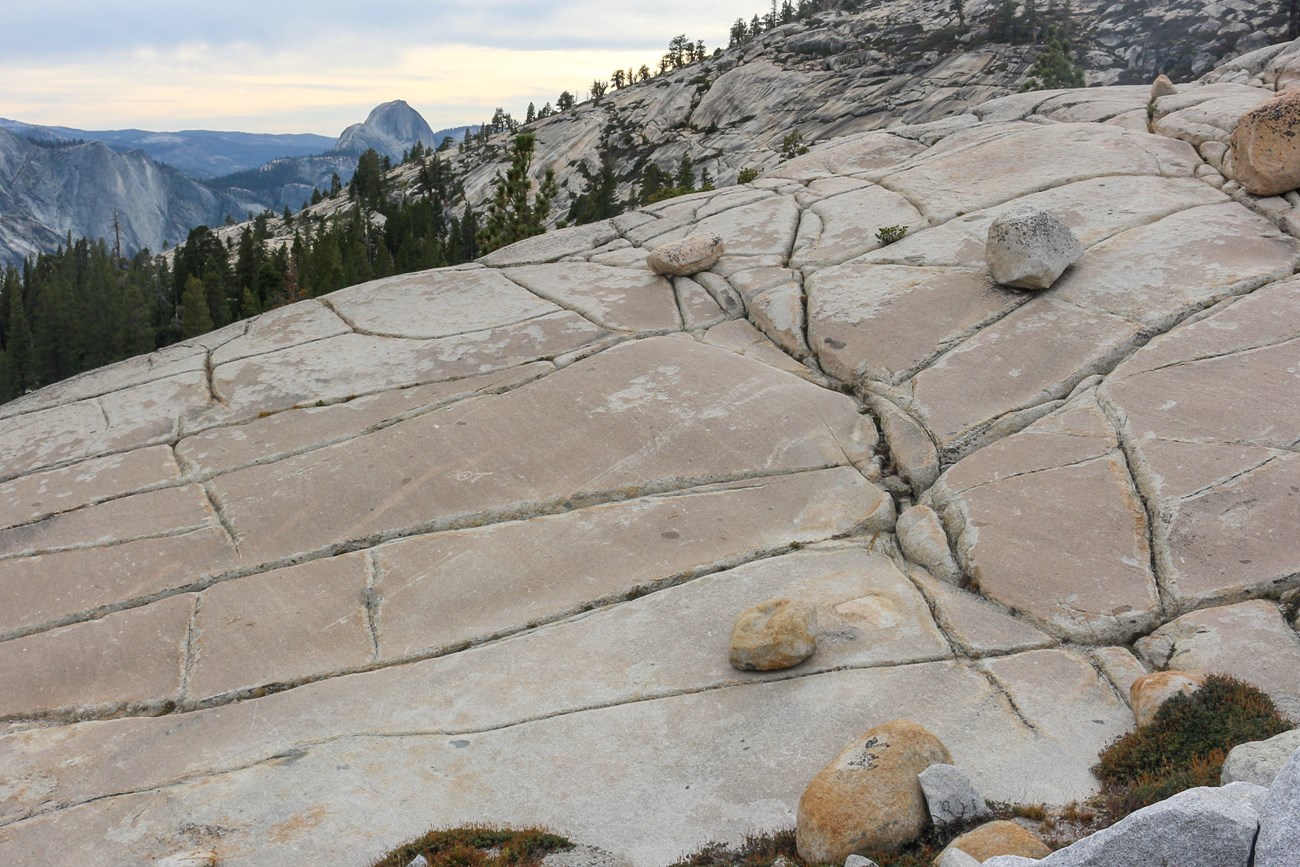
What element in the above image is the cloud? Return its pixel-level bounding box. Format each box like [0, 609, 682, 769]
[2, 0, 759, 132]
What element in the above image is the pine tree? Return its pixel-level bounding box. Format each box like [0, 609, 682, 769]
[180, 276, 213, 338]
[1020, 26, 1085, 90]
[477, 133, 558, 254]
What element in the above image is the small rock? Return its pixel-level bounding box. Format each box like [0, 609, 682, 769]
[1150, 74, 1178, 100]
[1257, 745, 1300, 866]
[1020, 783, 1267, 866]
[844, 855, 879, 867]
[938, 849, 983, 867]
[939, 820, 1051, 863]
[729, 598, 817, 671]
[1129, 670, 1206, 727]
[919, 763, 991, 827]
[646, 233, 725, 276]
[1226, 89, 1300, 196]
[1222, 729, 1300, 787]
[896, 505, 963, 586]
[796, 720, 953, 863]
[406, 857, 430, 867]
[985, 206, 1083, 290]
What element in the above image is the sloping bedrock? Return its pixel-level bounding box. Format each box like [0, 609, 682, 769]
[790, 183, 927, 270]
[1152, 89, 1271, 146]
[476, 220, 620, 267]
[902, 200, 1297, 458]
[763, 130, 929, 181]
[0, 370, 210, 480]
[1136, 600, 1300, 719]
[854, 176, 1225, 270]
[1101, 276, 1300, 608]
[0, 649, 1129, 866]
[0, 340, 206, 423]
[176, 363, 551, 476]
[209, 336, 879, 567]
[209, 300, 351, 365]
[807, 265, 1022, 385]
[204, 310, 607, 422]
[690, 195, 802, 259]
[871, 122, 1201, 224]
[164, 469, 891, 704]
[503, 263, 681, 332]
[1049, 202, 1300, 331]
[0, 445, 180, 531]
[324, 268, 560, 338]
[1030, 86, 1149, 123]
[926, 392, 1161, 644]
[372, 469, 890, 662]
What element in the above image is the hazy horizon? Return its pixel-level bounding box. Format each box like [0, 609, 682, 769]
[4, 0, 760, 136]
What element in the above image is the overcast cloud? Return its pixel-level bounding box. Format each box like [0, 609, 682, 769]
[2, 1, 761, 134]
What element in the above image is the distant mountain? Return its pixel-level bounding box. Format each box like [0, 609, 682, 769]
[0, 118, 335, 179]
[0, 127, 244, 263]
[335, 100, 440, 160]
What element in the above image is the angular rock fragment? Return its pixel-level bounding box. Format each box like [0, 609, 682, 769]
[896, 505, 963, 586]
[1129, 670, 1206, 727]
[646, 234, 725, 276]
[985, 206, 1083, 290]
[1151, 74, 1178, 99]
[918, 763, 991, 827]
[796, 720, 952, 862]
[729, 598, 817, 671]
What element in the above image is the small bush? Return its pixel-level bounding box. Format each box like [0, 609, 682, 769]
[1093, 674, 1293, 822]
[737, 167, 762, 184]
[876, 225, 908, 245]
[370, 826, 573, 867]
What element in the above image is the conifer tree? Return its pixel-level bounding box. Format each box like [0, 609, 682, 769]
[477, 133, 558, 254]
[1020, 26, 1085, 90]
[180, 276, 213, 338]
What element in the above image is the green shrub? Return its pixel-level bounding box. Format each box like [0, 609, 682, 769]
[370, 826, 573, 867]
[737, 167, 762, 184]
[1093, 674, 1293, 822]
[876, 225, 908, 245]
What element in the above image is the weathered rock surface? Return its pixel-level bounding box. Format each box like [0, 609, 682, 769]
[940, 820, 1051, 863]
[918, 763, 991, 827]
[1222, 728, 1300, 786]
[1129, 670, 1207, 727]
[1226, 89, 1300, 195]
[1258, 746, 1300, 867]
[729, 598, 818, 671]
[796, 720, 952, 862]
[985, 206, 1083, 289]
[5, 40, 1300, 866]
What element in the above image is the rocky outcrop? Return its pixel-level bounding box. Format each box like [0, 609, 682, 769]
[6, 42, 1300, 865]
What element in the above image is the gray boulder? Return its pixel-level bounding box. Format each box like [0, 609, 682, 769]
[1222, 728, 1300, 786]
[919, 763, 992, 827]
[843, 856, 879, 867]
[1008, 783, 1267, 866]
[938, 849, 983, 867]
[985, 206, 1083, 290]
[1258, 746, 1300, 867]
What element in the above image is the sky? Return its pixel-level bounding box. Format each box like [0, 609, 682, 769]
[2, 0, 763, 136]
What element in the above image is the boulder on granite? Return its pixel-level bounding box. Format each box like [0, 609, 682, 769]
[646, 234, 725, 276]
[729, 598, 817, 671]
[919, 763, 991, 827]
[796, 720, 953, 863]
[1257, 746, 1300, 867]
[1226, 89, 1300, 196]
[937, 848, 982, 867]
[1222, 728, 1300, 787]
[1129, 670, 1206, 727]
[939, 820, 1051, 863]
[1151, 74, 1178, 100]
[985, 206, 1083, 290]
[844, 855, 880, 867]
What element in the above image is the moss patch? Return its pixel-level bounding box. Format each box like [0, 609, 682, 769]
[1093, 674, 1293, 821]
[370, 826, 573, 867]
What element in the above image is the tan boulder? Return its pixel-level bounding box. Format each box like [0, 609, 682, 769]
[1129, 670, 1206, 727]
[729, 598, 817, 671]
[796, 720, 953, 862]
[1226, 90, 1300, 195]
[646, 233, 725, 276]
[1150, 74, 1178, 100]
[938, 820, 1051, 863]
